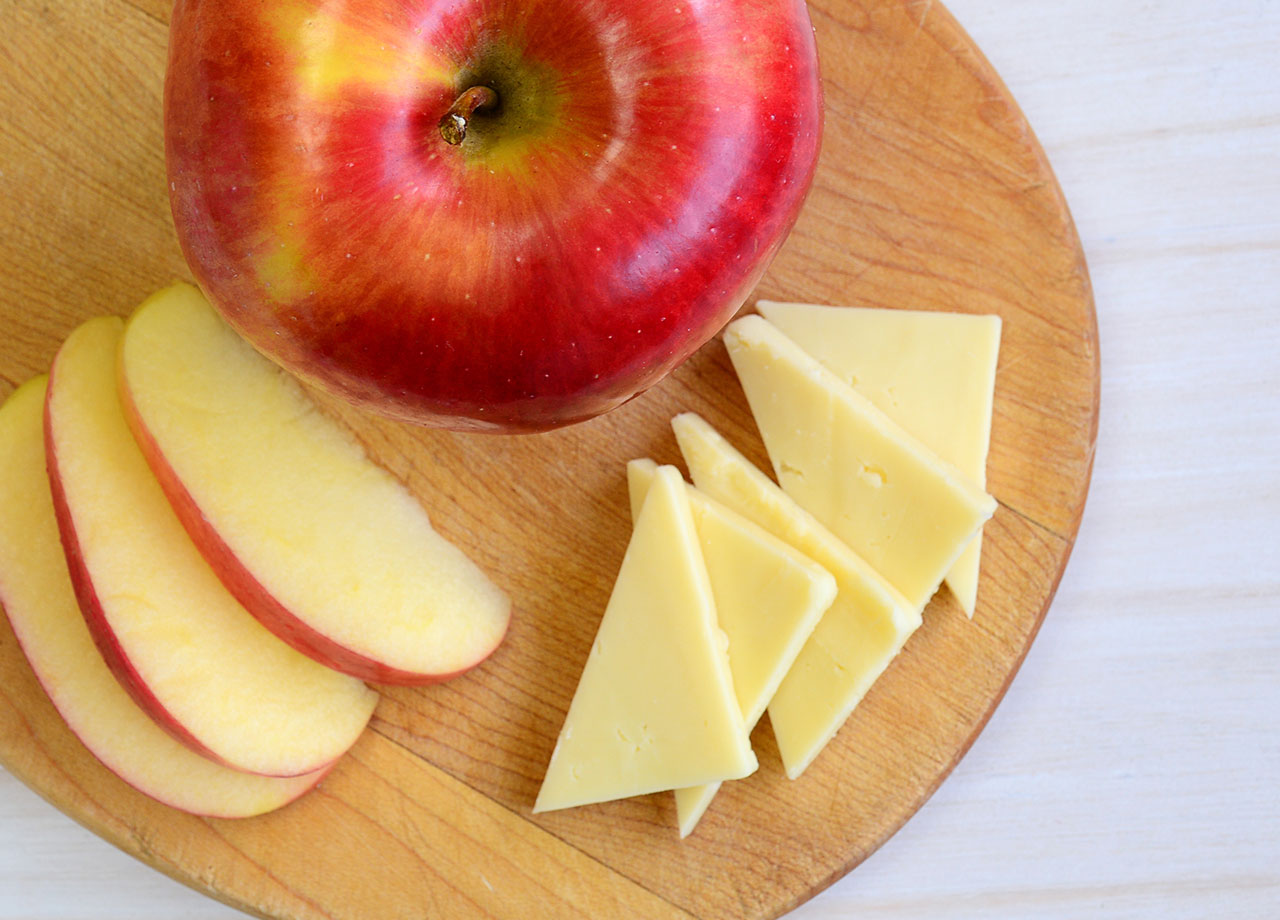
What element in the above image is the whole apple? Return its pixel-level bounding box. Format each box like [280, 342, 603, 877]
[165, 0, 822, 431]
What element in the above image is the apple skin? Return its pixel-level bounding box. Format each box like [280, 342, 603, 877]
[164, 0, 823, 431]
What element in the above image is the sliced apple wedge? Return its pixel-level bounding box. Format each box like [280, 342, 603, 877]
[46, 316, 378, 777]
[118, 284, 510, 684]
[0, 376, 328, 816]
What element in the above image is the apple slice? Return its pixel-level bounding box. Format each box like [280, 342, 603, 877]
[46, 316, 378, 777]
[0, 376, 328, 816]
[118, 284, 510, 684]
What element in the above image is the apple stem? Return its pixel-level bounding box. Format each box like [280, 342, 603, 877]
[439, 86, 498, 146]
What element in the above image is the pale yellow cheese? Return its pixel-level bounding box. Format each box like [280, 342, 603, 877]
[722, 315, 996, 612]
[533, 465, 756, 813]
[672, 414, 920, 779]
[627, 459, 836, 836]
[758, 301, 1001, 616]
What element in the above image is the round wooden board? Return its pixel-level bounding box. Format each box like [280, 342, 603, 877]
[0, 0, 1098, 918]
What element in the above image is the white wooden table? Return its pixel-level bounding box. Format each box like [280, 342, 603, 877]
[2, 0, 1277, 916]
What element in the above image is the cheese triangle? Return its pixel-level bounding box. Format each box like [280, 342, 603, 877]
[672, 414, 920, 779]
[627, 459, 836, 836]
[722, 315, 996, 612]
[758, 301, 1001, 616]
[533, 465, 756, 814]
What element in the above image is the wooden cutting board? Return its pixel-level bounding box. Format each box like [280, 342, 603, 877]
[0, 0, 1098, 917]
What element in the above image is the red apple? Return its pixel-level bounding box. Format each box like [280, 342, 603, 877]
[164, 0, 822, 431]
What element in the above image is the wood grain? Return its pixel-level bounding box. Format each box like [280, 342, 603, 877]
[0, 0, 1098, 918]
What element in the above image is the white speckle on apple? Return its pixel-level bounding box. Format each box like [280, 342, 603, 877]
[424, 252, 431, 260]
[515, 256, 522, 263]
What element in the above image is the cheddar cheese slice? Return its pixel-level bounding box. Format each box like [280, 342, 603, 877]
[758, 301, 1001, 615]
[672, 414, 920, 779]
[722, 315, 996, 612]
[627, 459, 836, 835]
[533, 465, 756, 813]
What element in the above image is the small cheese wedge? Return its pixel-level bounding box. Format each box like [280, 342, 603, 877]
[672, 414, 920, 778]
[758, 301, 1001, 615]
[722, 315, 997, 612]
[533, 465, 756, 813]
[627, 459, 836, 836]
[0, 378, 326, 817]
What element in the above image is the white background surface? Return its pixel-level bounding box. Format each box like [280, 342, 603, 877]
[2, 0, 1278, 917]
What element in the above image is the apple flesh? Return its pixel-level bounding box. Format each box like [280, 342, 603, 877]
[46, 316, 378, 777]
[119, 284, 511, 684]
[0, 377, 330, 817]
[164, 0, 823, 431]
